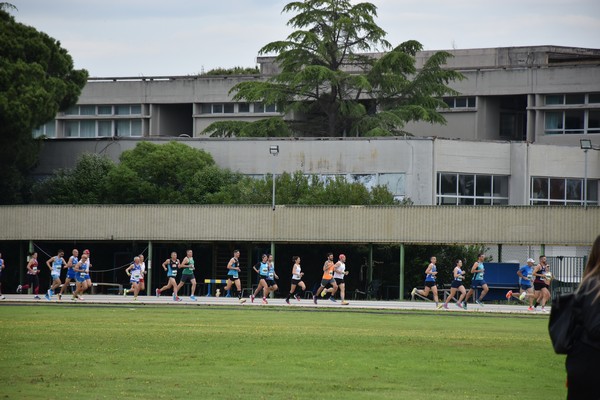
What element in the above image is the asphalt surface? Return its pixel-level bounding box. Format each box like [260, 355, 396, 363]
[0, 293, 550, 315]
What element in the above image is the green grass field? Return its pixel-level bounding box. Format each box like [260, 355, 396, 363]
[0, 304, 565, 399]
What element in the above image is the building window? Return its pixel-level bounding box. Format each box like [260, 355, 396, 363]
[200, 103, 237, 114]
[531, 177, 598, 206]
[238, 103, 250, 113]
[98, 105, 112, 115]
[116, 104, 141, 115]
[544, 94, 600, 135]
[32, 121, 56, 138]
[436, 173, 509, 205]
[442, 97, 476, 109]
[254, 102, 278, 113]
[64, 119, 142, 138]
[116, 119, 142, 137]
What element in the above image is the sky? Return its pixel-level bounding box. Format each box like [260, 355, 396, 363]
[8, 0, 600, 77]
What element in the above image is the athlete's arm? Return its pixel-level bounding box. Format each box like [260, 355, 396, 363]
[470, 262, 479, 274]
[26, 259, 36, 274]
[46, 257, 54, 269]
[227, 258, 235, 270]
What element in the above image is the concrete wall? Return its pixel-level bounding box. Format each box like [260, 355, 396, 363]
[32, 137, 600, 206]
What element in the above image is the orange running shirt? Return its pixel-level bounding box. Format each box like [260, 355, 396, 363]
[322, 261, 335, 280]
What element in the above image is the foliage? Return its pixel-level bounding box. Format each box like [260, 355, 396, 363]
[203, 66, 260, 76]
[0, 9, 88, 203]
[203, 117, 292, 137]
[31, 142, 399, 205]
[104, 141, 219, 204]
[0, 306, 564, 399]
[221, 0, 463, 138]
[31, 153, 115, 204]
[221, 171, 399, 205]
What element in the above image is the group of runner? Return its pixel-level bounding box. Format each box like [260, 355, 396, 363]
[2, 247, 552, 310]
[11, 248, 93, 300]
[148, 249, 350, 305]
[411, 253, 553, 312]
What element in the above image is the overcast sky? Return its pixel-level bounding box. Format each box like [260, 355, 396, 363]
[9, 0, 600, 77]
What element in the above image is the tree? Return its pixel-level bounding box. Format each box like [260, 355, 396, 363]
[104, 141, 221, 204]
[33, 142, 400, 205]
[0, 7, 88, 203]
[221, 171, 399, 206]
[211, 0, 462, 138]
[31, 153, 115, 204]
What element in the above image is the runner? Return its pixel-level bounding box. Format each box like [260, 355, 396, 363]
[285, 256, 305, 304]
[73, 253, 90, 300]
[532, 255, 552, 312]
[156, 252, 181, 301]
[123, 256, 142, 300]
[138, 254, 147, 293]
[45, 249, 66, 300]
[463, 253, 489, 308]
[82, 249, 93, 295]
[251, 254, 270, 304]
[223, 249, 246, 304]
[264, 254, 279, 298]
[439, 259, 467, 309]
[314, 253, 338, 304]
[410, 256, 440, 307]
[0, 252, 5, 300]
[333, 254, 350, 305]
[17, 252, 41, 299]
[176, 249, 198, 301]
[59, 249, 79, 300]
[506, 258, 536, 311]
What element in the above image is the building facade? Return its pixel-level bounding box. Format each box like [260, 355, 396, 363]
[32, 45, 600, 207]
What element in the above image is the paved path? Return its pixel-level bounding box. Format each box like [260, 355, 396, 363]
[0, 294, 550, 315]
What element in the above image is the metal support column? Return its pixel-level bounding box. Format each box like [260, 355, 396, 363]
[399, 244, 405, 300]
[147, 241, 153, 296]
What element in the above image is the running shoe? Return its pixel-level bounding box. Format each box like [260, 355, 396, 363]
[320, 289, 327, 298]
[456, 302, 463, 309]
[49, 289, 54, 296]
[174, 296, 182, 302]
[239, 298, 246, 304]
[44, 293, 50, 301]
[123, 289, 128, 296]
[519, 292, 527, 301]
[462, 301, 468, 310]
[133, 296, 138, 301]
[313, 295, 317, 305]
[250, 295, 255, 303]
[190, 295, 197, 301]
[294, 294, 301, 302]
[285, 298, 290, 304]
[475, 300, 484, 306]
[541, 307, 548, 313]
[0, 295, 5, 300]
[155, 288, 160, 298]
[78, 295, 84, 301]
[16, 285, 22, 294]
[58, 294, 62, 301]
[341, 301, 349, 305]
[437, 303, 444, 309]
[505, 290, 513, 299]
[329, 297, 337, 302]
[34, 295, 41, 300]
[262, 297, 268, 304]
[410, 287, 417, 300]
[443, 303, 449, 310]
[528, 306, 534, 311]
